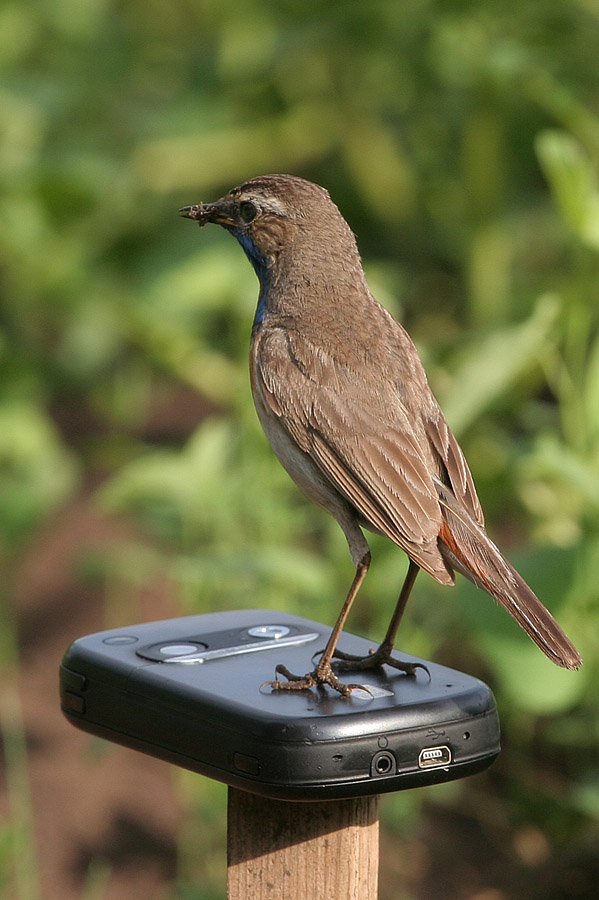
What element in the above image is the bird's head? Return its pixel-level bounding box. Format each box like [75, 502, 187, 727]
[180, 174, 355, 284]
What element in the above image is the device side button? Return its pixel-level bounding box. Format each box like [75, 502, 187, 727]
[62, 691, 86, 715]
[233, 752, 260, 776]
[60, 665, 87, 692]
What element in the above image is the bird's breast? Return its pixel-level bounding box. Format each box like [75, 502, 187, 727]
[249, 329, 351, 516]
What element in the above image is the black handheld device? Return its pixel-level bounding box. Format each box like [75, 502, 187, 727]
[60, 609, 500, 800]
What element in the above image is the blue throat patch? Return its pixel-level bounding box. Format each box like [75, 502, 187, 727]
[228, 227, 271, 327]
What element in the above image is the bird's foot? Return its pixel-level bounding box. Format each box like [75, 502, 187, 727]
[325, 645, 430, 678]
[262, 662, 370, 697]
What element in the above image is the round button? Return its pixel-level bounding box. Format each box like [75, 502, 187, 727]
[247, 625, 291, 639]
[102, 635, 138, 645]
[158, 643, 202, 657]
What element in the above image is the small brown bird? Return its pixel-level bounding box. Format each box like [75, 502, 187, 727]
[180, 174, 582, 695]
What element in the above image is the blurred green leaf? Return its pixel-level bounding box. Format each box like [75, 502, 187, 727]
[536, 130, 599, 250]
[570, 777, 599, 820]
[0, 402, 79, 547]
[478, 633, 588, 714]
[583, 333, 599, 446]
[441, 294, 561, 435]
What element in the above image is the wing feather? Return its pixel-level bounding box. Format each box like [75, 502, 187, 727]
[424, 415, 484, 526]
[255, 327, 454, 582]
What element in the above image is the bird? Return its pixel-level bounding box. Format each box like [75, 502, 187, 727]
[180, 174, 582, 695]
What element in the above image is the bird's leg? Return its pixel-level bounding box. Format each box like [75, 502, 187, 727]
[331, 559, 427, 676]
[265, 551, 372, 696]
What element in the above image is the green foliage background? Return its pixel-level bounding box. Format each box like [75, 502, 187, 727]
[1, 1, 598, 897]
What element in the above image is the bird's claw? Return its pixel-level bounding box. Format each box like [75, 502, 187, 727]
[261, 663, 371, 697]
[330, 647, 431, 680]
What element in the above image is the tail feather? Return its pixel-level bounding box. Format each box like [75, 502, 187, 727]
[436, 484, 582, 670]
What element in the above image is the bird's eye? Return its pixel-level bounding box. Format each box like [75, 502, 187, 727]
[239, 200, 258, 223]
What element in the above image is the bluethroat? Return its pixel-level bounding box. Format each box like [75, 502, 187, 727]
[180, 175, 581, 695]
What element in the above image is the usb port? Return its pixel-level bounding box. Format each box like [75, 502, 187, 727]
[418, 745, 452, 768]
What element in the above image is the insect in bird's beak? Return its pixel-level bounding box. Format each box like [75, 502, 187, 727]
[179, 202, 236, 227]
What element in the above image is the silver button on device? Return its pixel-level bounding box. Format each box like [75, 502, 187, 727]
[158, 643, 203, 657]
[247, 625, 291, 639]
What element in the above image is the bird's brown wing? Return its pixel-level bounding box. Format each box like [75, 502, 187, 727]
[255, 326, 582, 668]
[254, 327, 455, 584]
[424, 415, 485, 527]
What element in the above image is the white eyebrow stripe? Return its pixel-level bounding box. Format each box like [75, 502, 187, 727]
[245, 194, 288, 216]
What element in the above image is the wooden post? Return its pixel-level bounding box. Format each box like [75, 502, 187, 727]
[227, 787, 379, 900]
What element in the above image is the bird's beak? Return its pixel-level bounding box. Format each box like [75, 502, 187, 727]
[179, 201, 236, 228]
